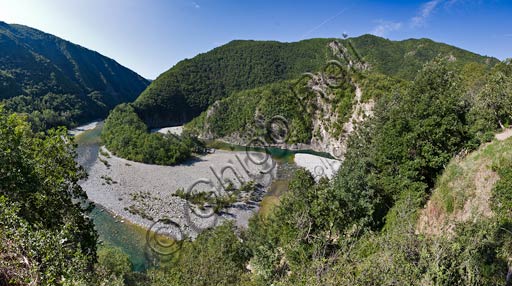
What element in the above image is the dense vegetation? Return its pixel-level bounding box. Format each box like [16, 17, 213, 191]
[134, 34, 497, 129]
[113, 58, 510, 286]
[1, 30, 511, 285]
[102, 104, 204, 165]
[134, 38, 334, 127]
[186, 66, 409, 146]
[103, 35, 498, 166]
[0, 107, 97, 285]
[350, 35, 498, 80]
[232, 58, 512, 285]
[186, 80, 316, 144]
[0, 21, 149, 131]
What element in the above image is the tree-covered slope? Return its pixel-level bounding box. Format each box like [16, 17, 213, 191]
[122, 58, 512, 286]
[101, 103, 205, 165]
[0, 107, 97, 284]
[134, 34, 498, 128]
[0, 21, 149, 130]
[134, 38, 334, 127]
[350, 34, 498, 80]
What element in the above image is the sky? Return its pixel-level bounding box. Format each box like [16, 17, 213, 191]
[0, 0, 510, 79]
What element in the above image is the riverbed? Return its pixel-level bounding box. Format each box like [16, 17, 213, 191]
[72, 122, 340, 271]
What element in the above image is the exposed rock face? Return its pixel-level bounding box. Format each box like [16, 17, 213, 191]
[278, 40, 374, 159]
[193, 40, 375, 159]
[199, 83, 374, 160]
[309, 84, 374, 159]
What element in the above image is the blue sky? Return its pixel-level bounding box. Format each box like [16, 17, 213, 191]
[0, 0, 510, 79]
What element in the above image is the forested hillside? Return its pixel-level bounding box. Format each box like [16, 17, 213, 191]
[103, 35, 498, 165]
[350, 34, 498, 80]
[184, 65, 408, 155]
[134, 38, 334, 127]
[0, 21, 149, 130]
[98, 57, 512, 286]
[133, 34, 498, 128]
[3, 57, 511, 286]
[184, 38, 499, 159]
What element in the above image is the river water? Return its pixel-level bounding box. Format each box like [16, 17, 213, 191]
[73, 123, 335, 271]
[74, 123, 154, 271]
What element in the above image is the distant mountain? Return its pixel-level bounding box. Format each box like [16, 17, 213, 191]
[0, 21, 149, 130]
[133, 34, 498, 128]
[349, 35, 498, 79]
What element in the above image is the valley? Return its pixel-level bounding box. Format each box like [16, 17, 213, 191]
[73, 121, 340, 269]
[1, 3, 512, 284]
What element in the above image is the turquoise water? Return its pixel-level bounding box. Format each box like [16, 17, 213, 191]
[74, 126, 333, 271]
[91, 206, 154, 271]
[207, 140, 335, 162]
[74, 124, 155, 271]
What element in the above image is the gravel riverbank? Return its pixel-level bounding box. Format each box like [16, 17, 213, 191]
[69, 121, 100, 136]
[80, 147, 276, 239]
[294, 153, 341, 180]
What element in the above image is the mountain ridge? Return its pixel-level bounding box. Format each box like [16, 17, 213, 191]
[133, 34, 499, 129]
[0, 21, 149, 130]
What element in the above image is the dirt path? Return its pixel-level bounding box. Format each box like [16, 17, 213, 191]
[496, 128, 512, 141]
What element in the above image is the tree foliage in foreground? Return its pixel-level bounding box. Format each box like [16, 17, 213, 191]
[146, 223, 250, 286]
[0, 107, 97, 285]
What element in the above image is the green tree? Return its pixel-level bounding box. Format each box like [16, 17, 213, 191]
[475, 69, 512, 129]
[0, 106, 97, 285]
[102, 104, 202, 165]
[93, 247, 133, 286]
[148, 222, 249, 286]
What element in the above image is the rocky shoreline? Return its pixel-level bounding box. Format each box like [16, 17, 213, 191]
[79, 147, 277, 239]
[293, 153, 341, 180]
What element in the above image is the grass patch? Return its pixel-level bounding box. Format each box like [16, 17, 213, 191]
[258, 196, 280, 219]
[173, 181, 258, 214]
[99, 158, 111, 168]
[124, 205, 154, 221]
[426, 136, 512, 227]
[101, 175, 117, 185]
[99, 149, 111, 158]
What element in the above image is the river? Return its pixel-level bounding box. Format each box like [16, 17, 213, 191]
[73, 122, 338, 271]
